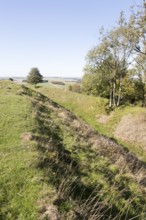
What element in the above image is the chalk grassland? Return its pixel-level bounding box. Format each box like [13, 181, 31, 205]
[0, 81, 54, 220]
[1, 80, 146, 219]
[38, 86, 146, 162]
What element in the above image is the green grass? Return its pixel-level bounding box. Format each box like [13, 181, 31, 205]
[0, 81, 51, 220]
[1, 81, 146, 219]
[47, 102, 146, 219]
[38, 86, 108, 131]
[38, 86, 146, 161]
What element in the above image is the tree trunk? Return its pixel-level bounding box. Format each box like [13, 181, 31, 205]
[109, 81, 113, 107]
[113, 79, 116, 107]
[117, 76, 122, 106]
[142, 84, 145, 107]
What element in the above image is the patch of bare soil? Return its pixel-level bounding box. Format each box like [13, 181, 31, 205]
[39, 204, 60, 220]
[114, 113, 146, 147]
[96, 113, 113, 124]
[21, 132, 33, 141]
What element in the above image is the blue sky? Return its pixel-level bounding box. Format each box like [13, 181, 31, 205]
[0, 0, 141, 78]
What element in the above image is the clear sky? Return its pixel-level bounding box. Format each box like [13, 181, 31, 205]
[0, 0, 141, 78]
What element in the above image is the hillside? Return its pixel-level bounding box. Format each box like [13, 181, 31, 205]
[1, 81, 146, 219]
[38, 86, 146, 162]
[0, 81, 44, 219]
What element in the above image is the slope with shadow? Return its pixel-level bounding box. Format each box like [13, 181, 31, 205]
[20, 85, 146, 220]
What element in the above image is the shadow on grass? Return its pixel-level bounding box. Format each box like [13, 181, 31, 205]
[32, 102, 122, 219]
[22, 85, 145, 219]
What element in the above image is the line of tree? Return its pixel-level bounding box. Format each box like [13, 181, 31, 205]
[82, 1, 146, 107]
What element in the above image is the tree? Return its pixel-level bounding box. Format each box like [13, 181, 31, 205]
[129, 1, 146, 106]
[131, 1, 146, 55]
[122, 69, 139, 104]
[82, 56, 111, 98]
[83, 12, 137, 107]
[133, 61, 146, 106]
[27, 68, 43, 87]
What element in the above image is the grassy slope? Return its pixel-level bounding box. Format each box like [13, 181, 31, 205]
[38, 86, 146, 161]
[0, 81, 54, 220]
[27, 85, 146, 219]
[23, 85, 146, 219]
[1, 81, 146, 219]
[38, 86, 108, 131]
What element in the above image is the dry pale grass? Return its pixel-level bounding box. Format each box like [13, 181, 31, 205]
[48, 101, 146, 185]
[21, 132, 33, 141]
[39, 204, 60, 220]
[114, 113, 146, 148]
[96, 114, 112, 124]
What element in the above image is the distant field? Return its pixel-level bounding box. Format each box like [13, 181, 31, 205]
[37, 79, 78, 89]
[6, 77, 81, 89]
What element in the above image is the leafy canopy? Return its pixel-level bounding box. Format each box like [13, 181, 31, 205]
[27, 68, 43, 86]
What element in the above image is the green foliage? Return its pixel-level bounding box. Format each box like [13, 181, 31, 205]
[82, 72, 109, 97]
[27, 67, 43, 86]
[82, 3, 146, 107]
[121, 68, 146, 106]
[83, 12, 137, 107]
[122, 72, 138, 104]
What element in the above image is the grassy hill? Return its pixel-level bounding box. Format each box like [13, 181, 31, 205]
[1, 81, 146, 219]
[38, 86, 146, 162]
[0, 81, 44, 219]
